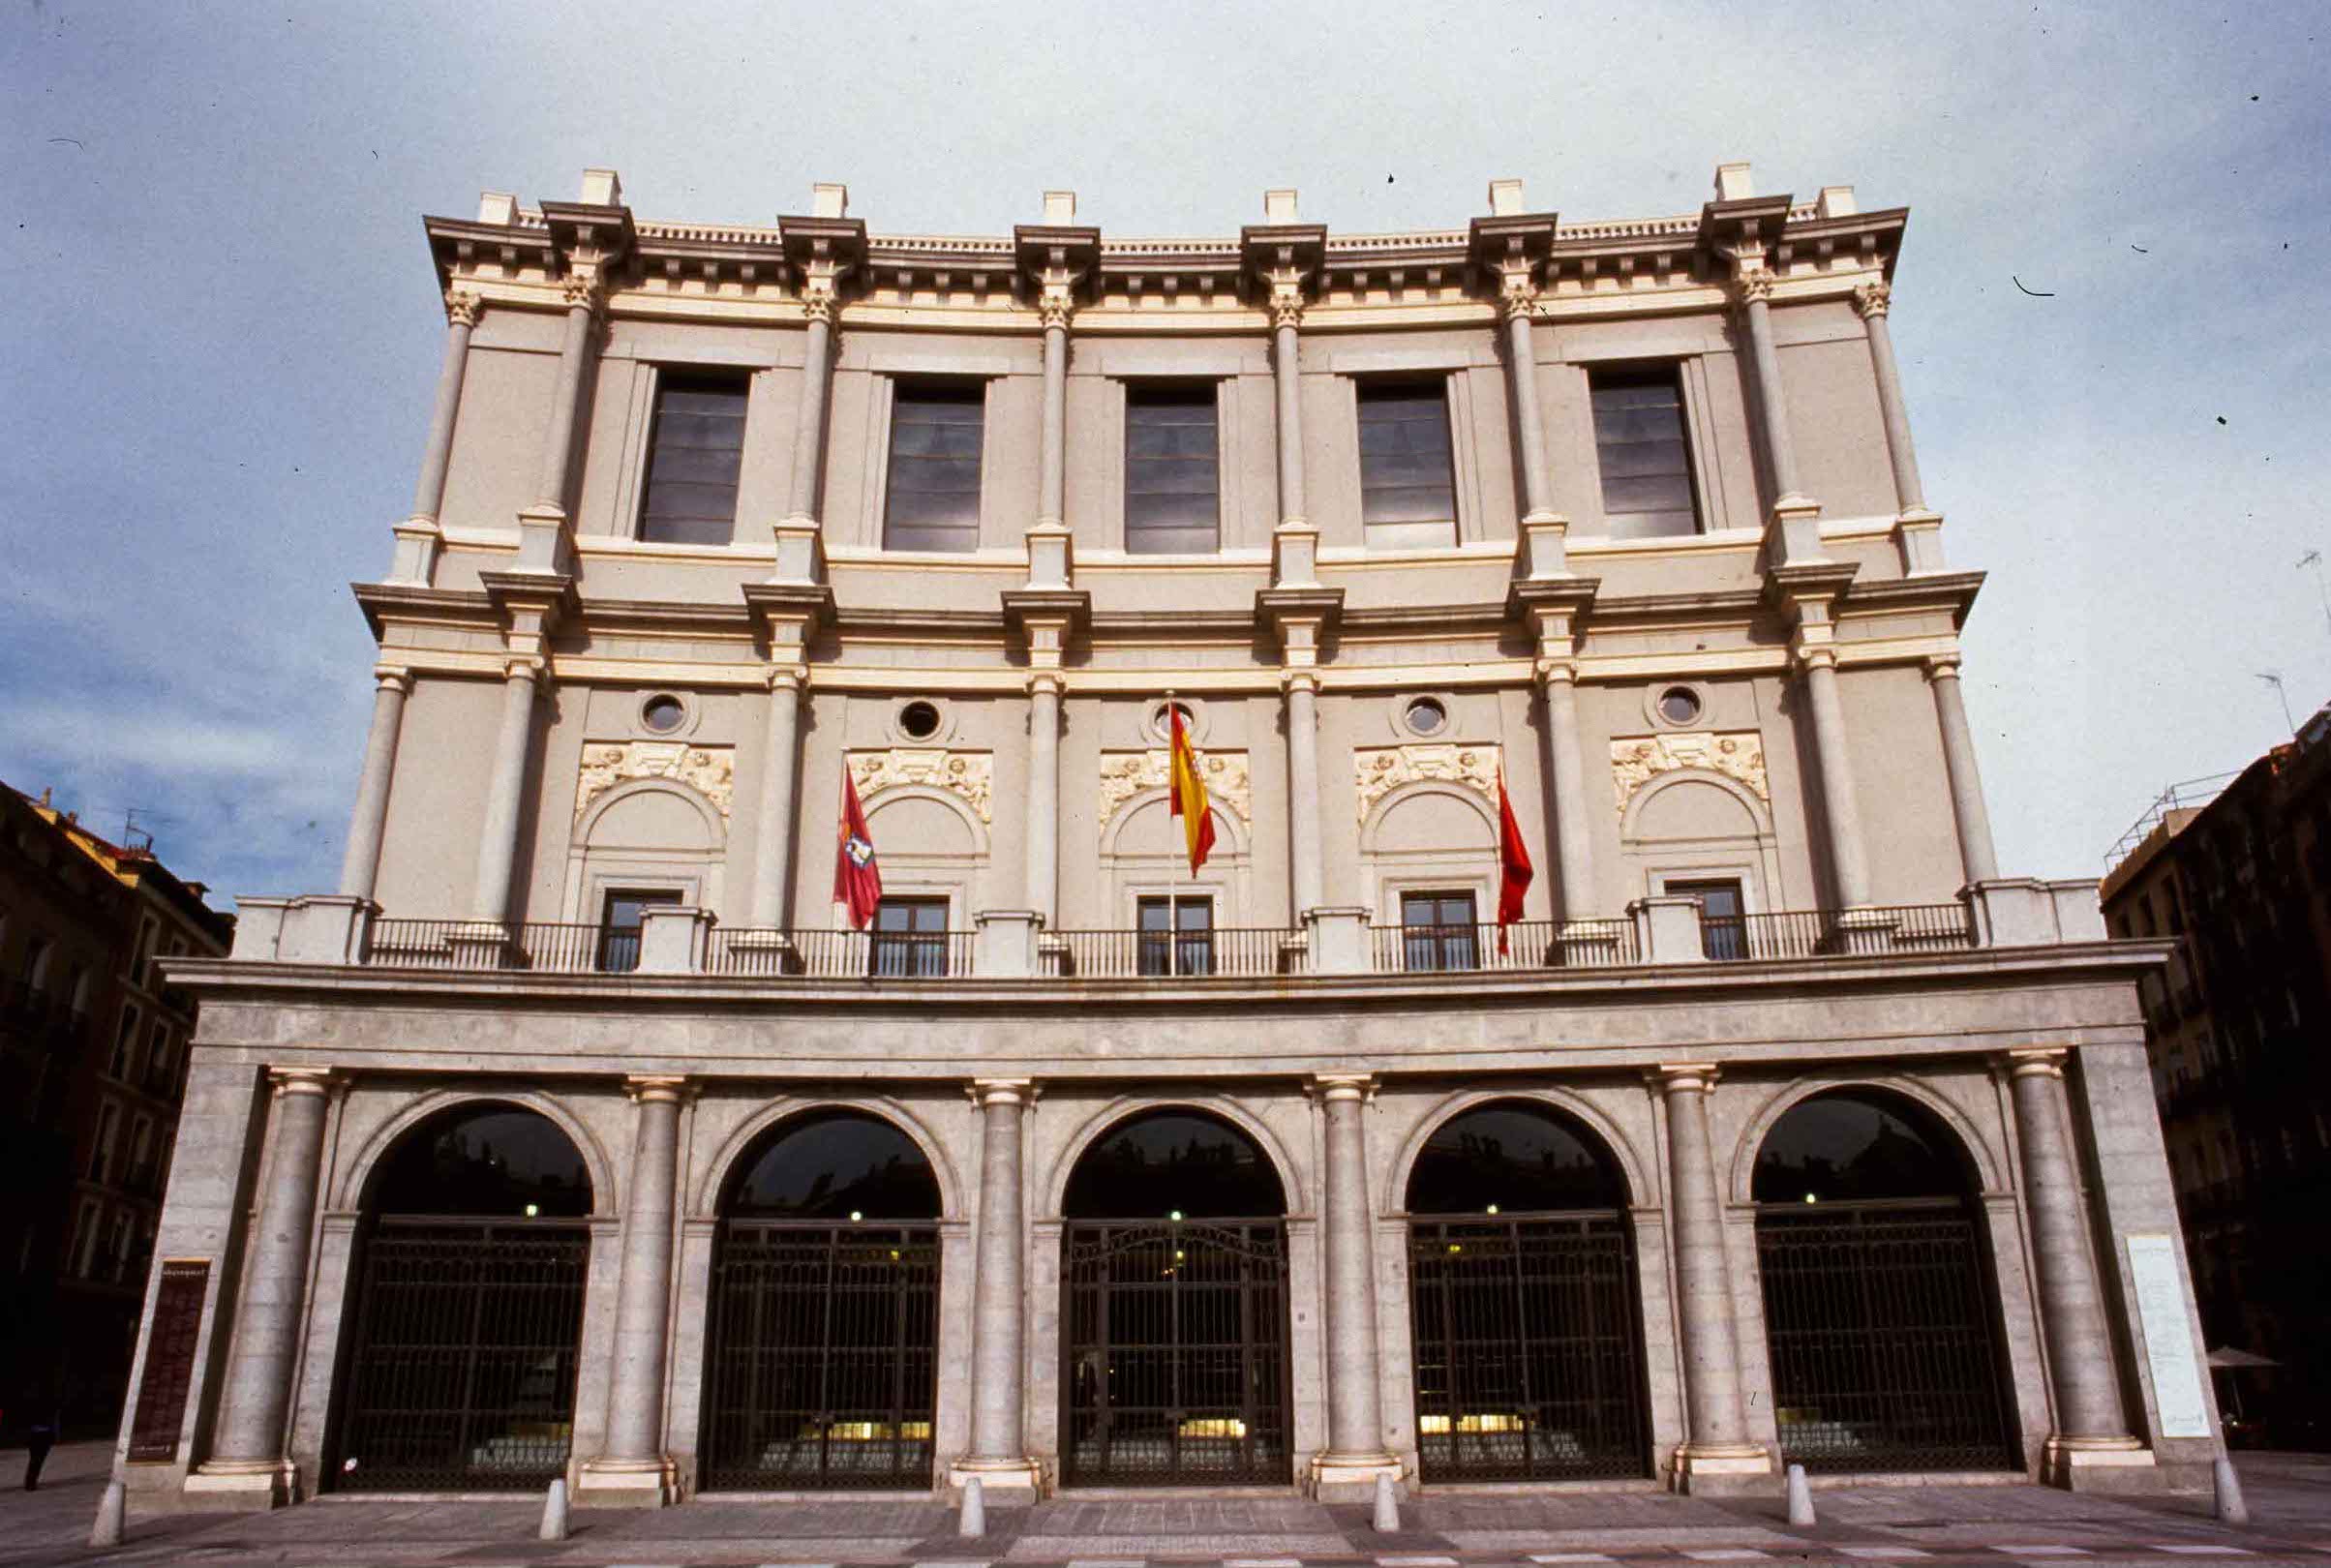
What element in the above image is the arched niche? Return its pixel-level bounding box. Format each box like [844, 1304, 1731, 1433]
[863, 785, 989, 928]
[562, 777, 727, 921]
[1098, 792, 1251, 926]
[1359, 781, 1498, 924]
[1620, 769, 1784, 912]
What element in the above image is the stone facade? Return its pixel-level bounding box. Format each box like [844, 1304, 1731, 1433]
[124, 165, 2220, 1512]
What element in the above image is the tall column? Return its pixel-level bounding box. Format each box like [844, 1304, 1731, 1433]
[958, 1079, 1040, 1490]
[747, 664, 806, 928]
[1285, 671, 1323, 916]
[1037, 297, 1070, 529]
[1797, 648, 1873, 909]
[337, 668, 411, 901]
[1854, 281, 1925, 513]
[1735, 272, 1807, 504]
[1270, 293, 1308, 528]
[411, 292, 479, 524]
[1537, 661, 1598, 920]
[1023, 675, 1062, 921]
[1310, 1075, 1398, 1496]
[200, 1069, 333, 1487]
[533, 279, 599, 514]
[1927, 654, 2000, 885]
[2007, 1050, 2141, 1475]
[784, 293, 837, 528]
[1658, 1065, 1770, 1487]
[469, 658, 542, 925]
[1500, 283, 1558, 523]
[584, 1075, 685, 1503]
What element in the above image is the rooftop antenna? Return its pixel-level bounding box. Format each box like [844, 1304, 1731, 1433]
[2301, 551, 2331, 641]
[121, 806, 157, 852]
[2257, 671, 2296, 736]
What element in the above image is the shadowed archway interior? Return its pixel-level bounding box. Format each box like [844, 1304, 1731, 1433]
[1404, 1101, 1651, 1481]
[327, 1103, 593, 1493]
[1060, 1109, 1291, 1487]
[1752, 1089, 2019, 1473]
[701, 1111, 942, 1491]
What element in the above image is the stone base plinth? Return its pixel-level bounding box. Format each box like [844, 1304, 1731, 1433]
[183, 1462, 295, 1511]
[2044, 1437, 2158, 1493]
[1670, 1443, 1772, 1496]
[1305, 1450, 1404, 1503]
[948, 1457, 1042, 1497]
[575, 1457, 675, 1508]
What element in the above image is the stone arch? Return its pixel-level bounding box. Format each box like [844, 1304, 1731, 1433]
[575, 775, 726, 850]
[333, 1086, 619, 1218]
[1384, 1086, 1651, 1216]
[1098, 790, 1250, 859]
[1727, 1072, 2006, 1205]
[1620, 768, 1774, 843]
[564, 776, 729, 921]
[1042, 1094, 1307, 1219]
[1357, 779, 1498, 857]
[693, 1095, 964, 1221]
[862, 783, 989, 859]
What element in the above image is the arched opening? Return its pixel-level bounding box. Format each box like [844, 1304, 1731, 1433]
[1059, 1109, 1290, 1486]
[326, 1103, 592, 1493]
[700, 1111, 943, 1491]
[1752, 1089, 2019, 1472]
[1404, 1101, 1651, 1481]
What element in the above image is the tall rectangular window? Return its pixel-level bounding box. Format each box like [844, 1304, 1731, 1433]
[1399, 890, 1478, 974]
[1589, 366, 1701, 538]
[871, 897, 951, 979]
[1124, 383, 1220, 553]
[884, 382, 984, 552]
[1357, 379, 1458, 549]
[1135, 895, 1214, 977]
[639, 372, 749, 545]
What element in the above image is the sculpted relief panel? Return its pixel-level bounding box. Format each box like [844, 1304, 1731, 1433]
[849, 748, 994, 824]
[1352, 743, 1503, 825]
[575, 740, 736, 821]
[1610, 731, 1769, 815]
[1098, 749, 1253, 838]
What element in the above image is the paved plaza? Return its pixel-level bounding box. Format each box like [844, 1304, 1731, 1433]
[6, 1447, 2331, 1568]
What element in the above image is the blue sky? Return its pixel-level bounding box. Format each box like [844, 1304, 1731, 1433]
[4, 0, 2327, 906]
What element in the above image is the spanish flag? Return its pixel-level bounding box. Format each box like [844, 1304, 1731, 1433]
[1166, 699, 1216, 877]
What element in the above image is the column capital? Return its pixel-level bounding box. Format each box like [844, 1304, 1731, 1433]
[268, 1067, 339, 1100]
[1497, 273, 1539, 323]
[560, 271, 607, 316]
[1308, 1072, 1377, 1103]
[503, 652, 549, 685]
[1268, 283, 1306, 332]
[372, 664, 414, 695]
[1733, 270, 1774, 306]
[624, 1073, 693, 1104]
[1922, 651, 1964, 682]
[968, 1078, 1037, 1108]
[1534, 654, 1580, 688]
[1652, 1061, 1721, 1095]
[767, 661, 810, 692]
[1036, 291, 1074, 331]
[1280, 667, 1321, 695]
[2006, 1047, 2069, 1080]
[1854, 279, 1893, 319]
[1025, 669, 1066, 699]
[800, 281, 840, 326]
[443, 288, 482, 327]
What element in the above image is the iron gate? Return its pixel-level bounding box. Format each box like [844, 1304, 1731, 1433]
[1062, 1220, 1289, 1486]
[700, 1221, 940, 1490]
[328, 1218, 590, 1492]
[1756, 1197, 2018, 1472]
[1407, 1214, 1650, 1480]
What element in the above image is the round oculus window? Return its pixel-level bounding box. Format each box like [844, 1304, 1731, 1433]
[1403, 696, 1449, 737]
[641, 694, 686, 734]
[1150, 700, 1196, 741]
[1657, 686, 1704, 726]
[897, 700, 943, 740]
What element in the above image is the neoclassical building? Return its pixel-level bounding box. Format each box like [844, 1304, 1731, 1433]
[127, 165, 2216, 1512]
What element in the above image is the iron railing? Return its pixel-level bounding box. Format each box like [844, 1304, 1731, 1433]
[1370, 919, 1641, 974]
[706, 928, 977, 979]
[364, 919, 604, 973]
[1044, 927, 1304, 979]
[1703, 904, 1976, 962]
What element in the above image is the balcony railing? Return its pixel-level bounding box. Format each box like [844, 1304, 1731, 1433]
[1369, 918, 1640, 973]
[1043, 927, 1306, 979]
[367, 920, 617, 973]
[707, 927, 977, 979]
[1700, 903, 1975, 962]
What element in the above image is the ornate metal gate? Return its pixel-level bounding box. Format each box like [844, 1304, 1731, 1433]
[700, 1221, 940, 1490]
[1407, 1214, 1650, 1480]
[328, 1218, 590, 1492]
[1756, 1197, 2018, 1472]
[1062, 1220, 1290, 1486]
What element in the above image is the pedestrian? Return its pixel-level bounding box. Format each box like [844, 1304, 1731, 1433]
[23, 1402, 61, 1492]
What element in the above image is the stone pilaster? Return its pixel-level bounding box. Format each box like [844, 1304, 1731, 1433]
[336, 666, 410, 902]
[2006, 1050, 2151, 1487]
[1308, 1074, 1401, 1500]
[954, 1079, 1041, 1493]
[1656, 1065, 1771, 1490]
[579, 1075, 688, 1506]
[1927, 653, 2001, 886]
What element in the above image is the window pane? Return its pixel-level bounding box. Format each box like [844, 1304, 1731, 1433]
[640, 375, 747, 545]
[885, 383, 984, 550]
[1357, 380, 1455, 546]
[1590, 368, 1701, 538]
[1126, 383, 1219, 553]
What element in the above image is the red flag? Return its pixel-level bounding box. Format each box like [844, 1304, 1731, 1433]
[833, 766, 883, 930]
[1496, 768, 1535, 954]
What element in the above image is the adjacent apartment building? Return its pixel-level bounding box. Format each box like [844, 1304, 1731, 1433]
[2101, 709, 2331, 1449]
[1, 784, 231, 1436]
[125, 164, 2217, 1511]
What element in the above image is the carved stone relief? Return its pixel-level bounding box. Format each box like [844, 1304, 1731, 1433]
[849, 748, 993, 824]
[575, 740, 736, 822]
[1098, 749, 1252, 839]
[1610, 731, 1769, 816]
[1352, 743, 1503, 826]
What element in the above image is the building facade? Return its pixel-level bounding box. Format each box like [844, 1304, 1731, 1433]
[2102, 709, 2331, 1449]
[128, 165, 2217, 1512]
[1, 784, 231, 1437]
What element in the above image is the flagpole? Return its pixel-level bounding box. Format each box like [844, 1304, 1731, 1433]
[1166, 689, 1180, 975]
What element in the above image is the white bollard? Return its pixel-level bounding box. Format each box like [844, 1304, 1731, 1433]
[1786, 1462, 1817, 1526]
[1372, 1470, 1401, 1532]
[2214, 1456, 2249, 1526]
[90, 1480, 127, 1548]
[958, 1474, 985, 1538]
[538, 1477, 569, 1542]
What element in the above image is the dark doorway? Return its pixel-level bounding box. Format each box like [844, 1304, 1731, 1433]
[326, 1104, 592, 1493]
[1060, 1109, 1291, 1486]
[1405, 1101, 1651, 1481]
[699, 1112, 942, 1490]
[1753, 1090, 2020, 1473]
